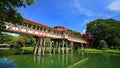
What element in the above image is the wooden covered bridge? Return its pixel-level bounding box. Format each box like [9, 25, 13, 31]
[4, 19, 87, 55]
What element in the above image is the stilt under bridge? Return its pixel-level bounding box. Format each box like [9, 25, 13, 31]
[4, 18, 87, 55]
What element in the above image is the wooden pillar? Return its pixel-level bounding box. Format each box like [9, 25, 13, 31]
[78, 44, 80, 50]
[53, 40, 56, 54]
[81, 43, 84, 50]
[42, 38, 45, 56]
[38, 37, 42, 55]
[56, 40, 59, 53]
[62, 40, 64, 54]
[66, 41, 68, 53]
[58, 40, 61, 54]
[49, 41, 52, 55]
[44, 38, 46, 54]
[70, 42, 73, 52]
[51, 40, 54, 54]
[34, 38, 39, 55]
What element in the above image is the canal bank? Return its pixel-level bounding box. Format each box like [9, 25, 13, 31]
[77, 48, 120, 55]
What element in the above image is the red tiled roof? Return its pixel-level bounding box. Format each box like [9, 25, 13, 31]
[24, 18, 52, 29]
[24, 18, 67, 32]
[24, 18, 85, 40]
[54, 26, 66, 29]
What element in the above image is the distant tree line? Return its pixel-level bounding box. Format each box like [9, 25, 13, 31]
[86, 18, 120, 49]
[69, 30, 81, 36]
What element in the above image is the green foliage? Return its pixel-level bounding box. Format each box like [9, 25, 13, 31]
[99, 40, 108, 50]
[104, 49, 120, 54]
[11, 34, 36, 47]
[69, 30, 81, 36]
[0, 0, 35, 31]
[0, 32, 15, 44]
[113, 37, 120, 48]
[45, 38, 51, 45]
[86, 18, 120, 48]
[77, 48, 101, 53]
[21, 47, 34, 53]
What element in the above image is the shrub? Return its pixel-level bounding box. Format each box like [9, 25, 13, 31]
[99, 40, 109, 50]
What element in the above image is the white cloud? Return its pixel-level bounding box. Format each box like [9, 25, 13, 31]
[71, 0, 94, 16]
[55, 0, 94, 17]
[74, 0, 93, 16]
[108, 0, 120, 11]
[83, 30, 86, 33]
[84, 19, 91, 24]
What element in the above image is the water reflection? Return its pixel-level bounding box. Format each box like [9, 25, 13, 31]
[1, 52, 119, 68]
[33, 53, 83, 68]
[0, 58, 17, 68]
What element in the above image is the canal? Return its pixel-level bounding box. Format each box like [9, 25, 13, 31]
[0, 52, 120, 68]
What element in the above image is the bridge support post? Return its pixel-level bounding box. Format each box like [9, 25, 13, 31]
[81, 43, 84, 50]
[62, 40, 64, 54]
[38, 38, 42, 55]
[66, 41, 68, 53]
[33, 45, 37, 55]
[34, 38, 39, 55]
[78, 44, 80, 50]
[58, 40, 61, 54]
[49, 41, 52, 55]
[42, 38, 45, 56]
[53, 40, 56, 54]
[56, 41, 59, 53]
[70, 42, 73, 52]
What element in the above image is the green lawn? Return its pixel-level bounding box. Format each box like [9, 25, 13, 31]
[78, 48, 120, 54]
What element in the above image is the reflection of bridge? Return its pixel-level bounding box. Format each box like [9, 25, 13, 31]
[5, 19, 87, 55]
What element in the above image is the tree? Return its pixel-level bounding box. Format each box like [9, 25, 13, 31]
[113, 37, 120, 49]
[86, 18, 120, 48]
[69, 30, 81, 36]
[0, 32, 15, 44]
[99, 40, 108, 50]
[0, 0, 35, 31]
[11, 34, 36, 47]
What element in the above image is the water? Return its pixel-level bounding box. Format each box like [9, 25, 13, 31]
[0, 53, 120, 68]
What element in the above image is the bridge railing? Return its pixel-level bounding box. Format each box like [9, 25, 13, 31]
[5, 22, 87, 43]
[5, 23, 64, 38]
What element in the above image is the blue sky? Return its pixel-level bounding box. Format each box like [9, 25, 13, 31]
[17, 0, 120, 33]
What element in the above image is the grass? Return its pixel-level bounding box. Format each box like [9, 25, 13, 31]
[77, 48, 120, 54]
[78, 48, 101, 53]
[104, 49, 120, 54]
[21, 47, 34, 51]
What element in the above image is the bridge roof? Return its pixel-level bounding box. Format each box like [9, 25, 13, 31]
[24, 18, 68, 32]
[24, 18, 86, 42]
